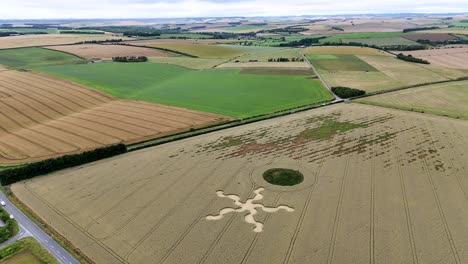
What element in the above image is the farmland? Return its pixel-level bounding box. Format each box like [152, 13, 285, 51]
[46, 44, 172, 59]
[142, 43, 245, 58]
[0, 68, 229, 164]
[0, 34, 126, 49]
[37, 62, 333, 118]
[149, 57, 226, 69]
[319, 32, 407, 44]
[305, 46, 468, 92]
[230, 48, 302, 62]
[0, 47, 83, 69]
[397, 46, 468, 69]
[357, 80, 468, 119]
[341, 37, 420, 47]
[12, 103, 468, 264]
[402, 33, 458, 42]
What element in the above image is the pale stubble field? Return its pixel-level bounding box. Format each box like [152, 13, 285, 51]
[12, 103, 468, 264]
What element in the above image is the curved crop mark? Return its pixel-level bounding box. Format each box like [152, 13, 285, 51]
[206, 188, 294, 233]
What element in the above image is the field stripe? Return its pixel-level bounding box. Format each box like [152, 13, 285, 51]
[158, 160, 251, 264]
[282, 158, 324, 264]
[326, 155, 351, 264]
[123, 158, 226, 261]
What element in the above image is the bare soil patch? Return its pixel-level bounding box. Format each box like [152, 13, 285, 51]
[403, 33, 458, 42]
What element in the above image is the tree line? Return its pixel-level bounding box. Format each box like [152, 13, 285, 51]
[267, 57, 304, 62]
[396, 53, 430, 64]
[0, 207, 18, 243]
[0, 144, 127, 185]
[112, 56, 148, 62]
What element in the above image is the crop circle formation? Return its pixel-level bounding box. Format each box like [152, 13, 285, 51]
[263, 168, 304, 186]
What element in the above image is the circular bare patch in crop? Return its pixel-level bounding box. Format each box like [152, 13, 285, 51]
[263, 168, 304, 186]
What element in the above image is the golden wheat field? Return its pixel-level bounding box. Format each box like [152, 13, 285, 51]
[0, 34, 128, 49]
[12, 103, 468, 264]
[0, 69, 229, 164]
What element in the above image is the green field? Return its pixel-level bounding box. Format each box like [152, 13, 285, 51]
[0, 47, 84, 69]
[147, 43, 245, 58]
[342, 37, 420, 47]
[451, 21, 468, 28]
[307, 54, 377, 71]
[37, 62, 333, 118]
[320, 32, 407, 43]
[149, 57, 226, 69]
[256, 35, 328, 47]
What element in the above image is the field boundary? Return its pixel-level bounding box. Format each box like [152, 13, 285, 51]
[120, 43, 198, 58]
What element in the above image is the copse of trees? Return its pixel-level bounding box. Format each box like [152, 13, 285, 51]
[0, 144, 127, 185]
[0, 207, 18, 243]
[331, 86, 366, 98]
[112, 56, 148, 62]
[396, 53, 430, 64]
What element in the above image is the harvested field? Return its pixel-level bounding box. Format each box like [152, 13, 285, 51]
[239, 68, 313, 76]
[341, 37, 420, 47]
[0, 69, 229, 164]
[12, 103, 468, 264]
[303, 46, 390, 56]
[149, 57, 227, 70]
[397, 46, 468, 70]
[125, 39, 244, 46]
[230, 48, 301, 62]
[46, 44, 172, 59]
[145, 43, 245, 58]
[0, 34, 127, 50]
[217, 62, 310, 69]
[403, 33, 458, 42]
[357, 80, 468, 119]
[358, 55, 450, 85]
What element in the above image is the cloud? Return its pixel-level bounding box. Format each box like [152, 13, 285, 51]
[0, 0, 466, 19]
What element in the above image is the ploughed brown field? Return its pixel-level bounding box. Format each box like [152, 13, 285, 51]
[397, 46, 468, 70]
[45, 44, 173, 59]
[402, 33, 458, 42]
[0, 69, 229, 165]
[12, 103, 468, 264]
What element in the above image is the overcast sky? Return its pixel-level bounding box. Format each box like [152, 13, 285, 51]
[1, 0, 467, 19]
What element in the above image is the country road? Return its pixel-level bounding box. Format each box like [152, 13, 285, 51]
[302, 53, 343, 102]
[0, 192, 79, 264]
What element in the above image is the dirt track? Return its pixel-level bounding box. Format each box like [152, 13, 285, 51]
[0, 69, 229, 164]
[12, 103, 468, 264]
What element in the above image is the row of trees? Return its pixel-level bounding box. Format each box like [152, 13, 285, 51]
[278, 37, 326, 47]
[403, 27, 440, 33]
[267, 57, 304, 62]
[396, 53, 430, 64]
[331, 87, 366, 98]
[0, 144, 127, 185]
[112, 56, 148, 62]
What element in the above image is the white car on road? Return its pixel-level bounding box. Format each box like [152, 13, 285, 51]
[0, 201, 5, 206]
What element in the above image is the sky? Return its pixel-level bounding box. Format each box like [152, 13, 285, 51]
[0, 0, 467, 19]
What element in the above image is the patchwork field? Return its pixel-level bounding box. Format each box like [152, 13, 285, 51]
[0, 34, 126, 49]
[37, 62, 333, 118]
[305, 47, 468, 92]
[0, 69, 229, 164]
[144, 43, 245, 58]
[46, 44, 172, 59]
[357, 80, 468, 119]
[397, 46, 468, 69]
[0, 47, 83, 69]
[12, 103, 468, 264]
